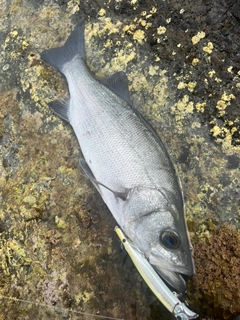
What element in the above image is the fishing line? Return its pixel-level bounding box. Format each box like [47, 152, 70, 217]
[0, 295, 124, 320]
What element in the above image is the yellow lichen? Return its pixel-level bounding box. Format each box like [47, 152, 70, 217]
[227, 66, 233, 73]
[145, 22, 152, 29]
[186, 101, 194, 113]
[178, 82, 186, 89]
[191, 121, 201, 128]
[75, 291, 92, 303]
[133, 29, 145, 44]
[4, 36, 10, 44]
[138, 18, 146, 27]
[128, 72, 148, 92]
[177, 81, 196, 92]
[196, 102, 206, 113]
[152, 70, 168, 100]
[92, 18, 122, 36]
[221, 128, 235, 151]
[123, 23, 136, 34]
[236, 83, 240, 88]
[215, 93, 235, 114]
[192, 31, 205, 45]
[208, 70, 216, 77]
[157, 26, 166, 35]
[175, 95, 194, 114]
[0, 237, 32, 276]
[10, 30, 18, 37]
[203, 42, 213, 54]
[192, 58, 199, 66]
[221, 92, 235, 102]
[98, 8, 106, 16]
[187, 81, 197, 92]
[216, 100, 227, 111]
[103, 39, 113, 48]
[67, 0, 80, 14]
[148, 65, 159, 76]
[10, 51, 21, 59]
[106, 46, 136, 72]
[210, 125, 222, 137]
[21, 40, 29, 50]
[150, 7, 157, 14]
[214, 77, 222, 83]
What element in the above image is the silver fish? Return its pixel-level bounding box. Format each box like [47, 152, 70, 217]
[40, 22, 194, 293]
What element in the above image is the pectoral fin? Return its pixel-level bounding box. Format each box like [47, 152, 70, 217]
[49, 95, 70, 122]
[79, 159, 129, 200]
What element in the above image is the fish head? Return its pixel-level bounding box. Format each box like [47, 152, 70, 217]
[131, 210, 194, 293]
[148, 221, 194, 293]
[124, 187, 194, 293]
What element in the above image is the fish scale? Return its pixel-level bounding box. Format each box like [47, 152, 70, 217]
[40, 21, 194, 297]
[69, 72, 174, 193]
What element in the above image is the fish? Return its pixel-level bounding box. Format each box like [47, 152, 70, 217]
[40, 22, 195, 294]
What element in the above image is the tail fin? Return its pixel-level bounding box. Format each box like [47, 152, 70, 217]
[40, 21, 85, 73]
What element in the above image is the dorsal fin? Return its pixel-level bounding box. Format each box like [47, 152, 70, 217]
[97, 71, 132, 105]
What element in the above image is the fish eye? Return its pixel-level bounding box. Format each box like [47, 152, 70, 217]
[160, 230, 181, 250]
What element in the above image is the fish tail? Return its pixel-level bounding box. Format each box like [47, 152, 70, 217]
[40, 21, 86, 73]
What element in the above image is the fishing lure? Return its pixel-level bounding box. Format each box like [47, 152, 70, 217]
[115, 227, 198, 320]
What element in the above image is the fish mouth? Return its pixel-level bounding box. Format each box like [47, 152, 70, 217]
[149, 249, 194, 293]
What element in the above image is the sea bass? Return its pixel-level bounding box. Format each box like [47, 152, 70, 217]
[40, 22, 194, 293]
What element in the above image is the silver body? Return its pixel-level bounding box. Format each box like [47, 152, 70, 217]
[41, 23, 194, 293]
[66, 56, 179, 233]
